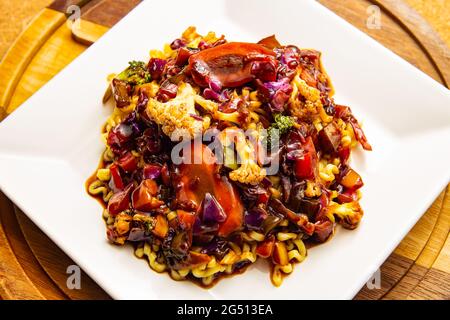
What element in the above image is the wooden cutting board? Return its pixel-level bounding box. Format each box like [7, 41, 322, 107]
[0, 0, 449, 300]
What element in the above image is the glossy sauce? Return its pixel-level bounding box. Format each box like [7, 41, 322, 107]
[173, 143, 244, 237]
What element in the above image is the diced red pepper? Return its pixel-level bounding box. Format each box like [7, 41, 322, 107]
[143, 164, 162, 180]
[152, 214, 169, 238]
[110, 164, 124, 190]
[318, 122, 341, 153]
[300, 69, 317, 88]
[337, 189, 359, 203]
[107, 184, 133, 216]
[294, 137, 317, 179]
[160, 163, 171, 186]
[349, 118, 372, 151]
[177, 210, 196, 230]
[175, 47, 196, 66]
[117, 153, 138, 173]
[334, 105, 372, 151]
[338, 146, 350, 164]
[131, 179, 163, 212]
[340, 169, 364, 190]
[313, 220, 334, 243]
[257, 191, 270, 206]
[256, 235, 275, 258]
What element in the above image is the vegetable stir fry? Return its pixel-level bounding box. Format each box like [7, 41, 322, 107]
[88, 27, 371, 287]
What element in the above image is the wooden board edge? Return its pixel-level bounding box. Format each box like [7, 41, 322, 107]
[0, 193, 46, 300]
[70, 19, 109, 46]
[374, 0, 450, 87]
[0, 9, 66, 119]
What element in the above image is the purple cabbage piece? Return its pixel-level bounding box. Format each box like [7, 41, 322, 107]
[127, 228, 151, 242]
[106, 226, 118, 243]
[244, 207, 268, 231]
[190, 114, 204, 121]
[281, 175, 292, 202]
[107, 122, 133, 151]
[136, 126, 162, 156]
[107, 112, 144, 154]
[136, 91, 149, 114]
[200, 238, 229, 259]
[202, 193, 227, 224]
[143, 164, 162, 180]
[124, 112, 144, 136]
[250, 60, 277, 82]
[148, 58, 166, 80]
[170, 38, 186, 50]
[193, 216, 219, 235]
[198, 40, 210, 50]
[285, 130, 305, 160]
[280, 46, 300, 69]
[208, 77, 222, 92]
[203, 88, 230, 102]
[258, 78, 293, 112]
[238, 184, 268, 204]
[261, 177, 273, 188]
[157, 81, 178, 101]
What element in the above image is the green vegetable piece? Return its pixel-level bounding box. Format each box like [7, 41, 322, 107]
[116, 60, 151, 85]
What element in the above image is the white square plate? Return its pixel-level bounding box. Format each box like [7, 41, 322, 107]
[1, 0, 449, 300]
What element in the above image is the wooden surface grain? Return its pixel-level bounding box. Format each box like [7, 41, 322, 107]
[1, 1, 449, 58]
[0, 0, 449, 300]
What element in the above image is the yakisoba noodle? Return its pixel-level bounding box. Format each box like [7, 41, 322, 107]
[87, 27, 371, 287]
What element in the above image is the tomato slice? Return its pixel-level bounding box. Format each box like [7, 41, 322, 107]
[189, 42, 277, 88]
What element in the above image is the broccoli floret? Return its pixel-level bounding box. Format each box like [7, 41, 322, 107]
[269, 113, 296, 136]
[117, 60, 152, 85]
[266, 113, 296, 148]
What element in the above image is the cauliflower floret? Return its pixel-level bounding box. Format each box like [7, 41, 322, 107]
[218, 127, 266, 185]
[289, 74, 332, 123]
[327, 201, 363, 230]
[146, 83, 210, 140]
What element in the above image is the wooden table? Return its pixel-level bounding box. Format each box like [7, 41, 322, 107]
[0, 0, 449, 300]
